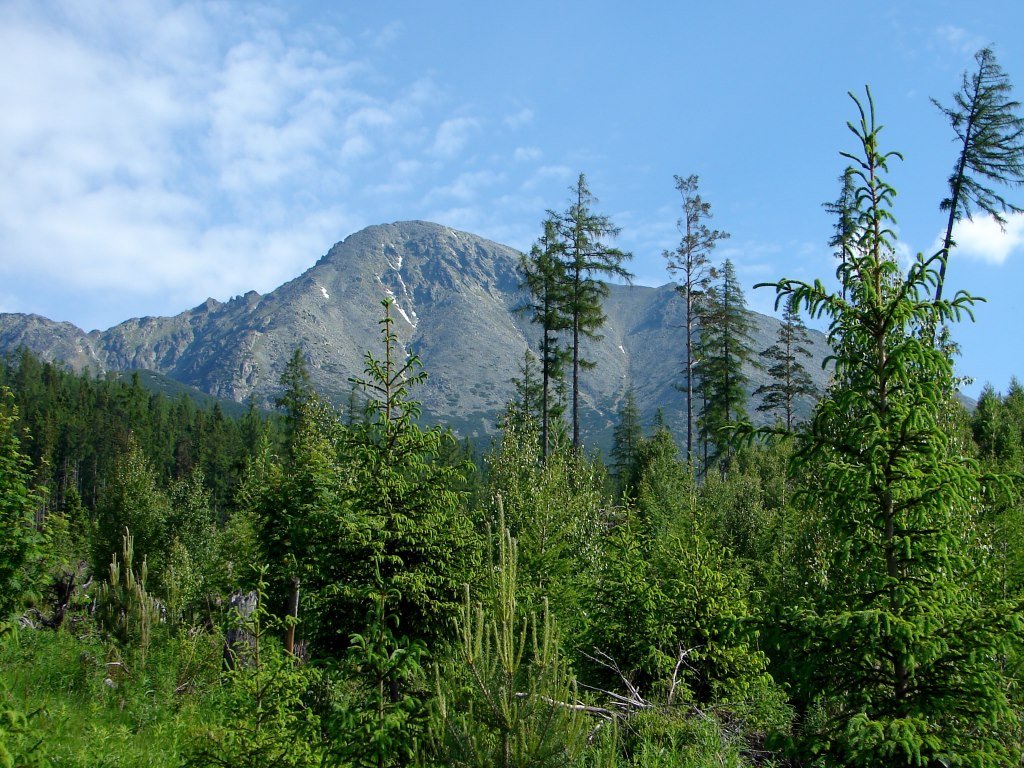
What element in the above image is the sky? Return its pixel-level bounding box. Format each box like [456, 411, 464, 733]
[1, 0, 1023, 397]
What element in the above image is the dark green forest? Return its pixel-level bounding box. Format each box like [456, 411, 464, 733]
[4, 51, 1024, 767]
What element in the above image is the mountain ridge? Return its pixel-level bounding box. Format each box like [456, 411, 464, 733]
[0, 221, 833, 447]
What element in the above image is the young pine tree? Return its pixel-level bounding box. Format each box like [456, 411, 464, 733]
[431, 499, 589, 768]
[343, 299, 478, 648]
[753, 296, 817, 431]
[764, 88, 1022, 767]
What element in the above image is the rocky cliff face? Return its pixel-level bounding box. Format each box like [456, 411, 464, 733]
[0, 221, 832, 445]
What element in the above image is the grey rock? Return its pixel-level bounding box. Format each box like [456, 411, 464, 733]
[0, 221, 833, 450]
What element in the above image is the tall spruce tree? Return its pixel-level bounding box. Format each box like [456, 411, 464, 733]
[518, 216, 571, 458]
[551, 173, 633, 448]
[765, 88, 1021, 767]
[694, 259, 756, 472]
[753, 297, 817, 431]
[933, 46, 1024, 301]
[663, 174, 730, 465]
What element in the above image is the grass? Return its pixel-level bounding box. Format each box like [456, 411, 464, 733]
[1, 624, 223, 767]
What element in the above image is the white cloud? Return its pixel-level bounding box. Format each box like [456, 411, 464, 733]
[513, 146, 542, 162]
[426, 170, 504, 203]
[365, 20, 402, 49]
[932, 24, 986, 57]
[0, 1, 498, 328]
[949, 213, 1024, 265]
[504, 108, 534, 129]
[431, 117, 480, 158]
[522, 164, 573, 190]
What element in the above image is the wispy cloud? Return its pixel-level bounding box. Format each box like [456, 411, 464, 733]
[513, 146, 542, 162]
[431, 117, 481, 158]
[504, 108, 534, 129]
[522, 164, 573, 190]
[0, 1, 539, 329]
[425, 170, 505, 203]
[932, 24, 987, 56]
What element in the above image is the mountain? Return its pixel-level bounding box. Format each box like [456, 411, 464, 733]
[0, 221, 832, 448]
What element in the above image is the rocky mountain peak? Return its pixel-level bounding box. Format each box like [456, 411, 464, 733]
[0, 221, 832, 448]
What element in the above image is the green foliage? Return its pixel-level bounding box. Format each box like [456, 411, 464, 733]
[695, 259, 756, 472]
[609, 389, 643, 498]
[214, 434, 277, 595]
[93, 434, 172, 586]
[432, 507, 589, 768]
[188, 569, 324, 768]
[257, 397, 349, 645]
[588, 519, 770, 707]
[275, 347, 315, 441]
[616, 710, 759, 768]
[0, 388, 41, 618]
[485, 417, 606, 626]
[587, 433, 775, 712]
[763, 88, 1022, 766]
[753, 296, 817, 431]
[93, 528, 163, 664]
[334, 577, 428, 768]
[507, 349, 544, 429]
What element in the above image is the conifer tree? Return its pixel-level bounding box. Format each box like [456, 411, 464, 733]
[764, 87, 1021, 767]
[694, 259, 756, 471]
[663, 174, 730, 465]
[933, 47, 1024, 301]
[0, 388, 40, 617]
[823, 169, 857, 301]
[275, 348, 314, 439]
[508, 350, 543, 429]
[518, 216, 571, 458]
[609, 388, 643, 497]
[551, 174, 633, 448]
[343, 299, 477, 648]
[753, 297, 817, 431]
[94, 433, 171, 585]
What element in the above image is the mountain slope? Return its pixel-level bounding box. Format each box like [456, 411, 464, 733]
[0, 221, 832, 447]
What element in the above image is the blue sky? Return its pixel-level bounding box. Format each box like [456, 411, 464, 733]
[1, 0, 1022, 397]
